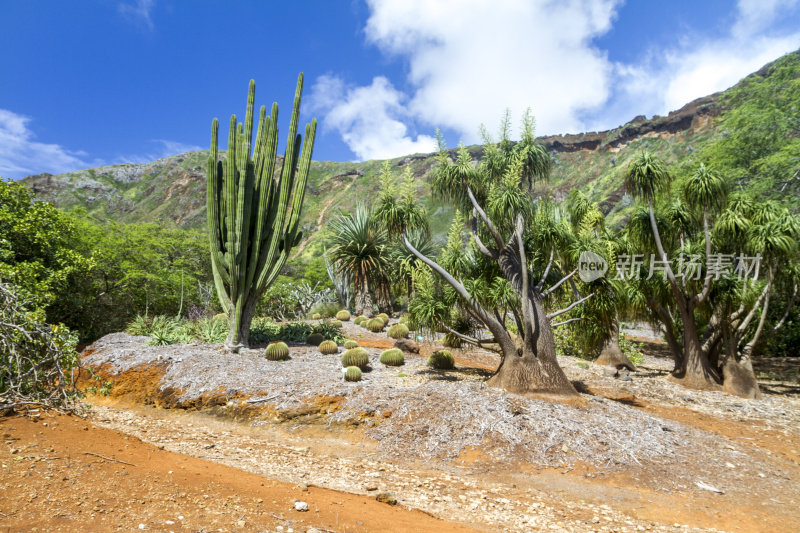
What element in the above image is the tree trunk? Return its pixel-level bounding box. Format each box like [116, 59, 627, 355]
[225, 296, 257, 352]
[673, 313, 721, 390]
[487, 297, 577, 398]
[594, 321, 636, 370]
[375, 277, 393, 315]
[354, 273, 374, 318]
[720, 327, 761, 399]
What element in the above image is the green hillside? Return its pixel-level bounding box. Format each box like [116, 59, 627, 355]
[23, 50, 800, 262]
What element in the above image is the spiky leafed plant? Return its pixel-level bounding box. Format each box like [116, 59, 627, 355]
[328, 204, 389, 317]
[207, 75, 316, 351]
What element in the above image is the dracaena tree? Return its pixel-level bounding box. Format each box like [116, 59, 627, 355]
[621, 152, 799, 397]
[401, 113, 591, 397]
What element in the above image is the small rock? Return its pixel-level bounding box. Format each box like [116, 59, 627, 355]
[375, 491, 397, 505]
[294, 501, 309, 512]
[236, 520, 246, 527]
[366, 485, 378, 491]
[619, 375, 632, 382]
[602, 366, 618, 378]
[394, 339, 419, 354]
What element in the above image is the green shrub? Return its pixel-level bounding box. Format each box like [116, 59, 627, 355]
[341, 347, 369, 369]
[386, 324, 409, 339]
[147, 316, 192, 346]
[365, 318, 385, 333]
[126, 314, 152, 336]
[306, 333, 325, 346]
[193, 316, 227, 343]
[343, 340, 359, 349]
[344, 366, 362, 382]
[620, 336, 645, 366]
[335, 310, 351, 321]
[428, 350, 455, 370]
[379, 348, 404, 366]
[310, 301, 340, 319]
[250, 319, 345, 345]
[265, 341, 290, 361]
[319, 340, 339, 354]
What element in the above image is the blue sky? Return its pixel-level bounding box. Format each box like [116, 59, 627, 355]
[2, 0, 800, 179]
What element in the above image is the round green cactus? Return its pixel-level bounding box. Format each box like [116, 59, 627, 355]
[265, 341, 290, 361]
[330, 319, 342, 328]
[306, 333, 325, 346]
[343, 339, 359, 349]
[376, 313, 390, 324]
[341, 347, 369, 369]
[379, 348, 405, 366]
[355, 315, 368, 325]
[387, 323, 409, 339]
[365, 318, 385, 333]
[441, 333, 463, 348]
[398, 315, 408, 325]
[311, 313, 321, 320]
[344, 366, 362, 382]
[427, 350, 455, 370]
[318, 339, 339, 354]
[335, 310, 351, 321]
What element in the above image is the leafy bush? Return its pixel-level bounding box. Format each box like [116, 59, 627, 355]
[379, 348, 405, 366]
[620, 336, 645, 366]
[428, 350, 455, 370]
[306, 333, 325, 346]
[192, 317, 228, 343]
[265, 342, 290, 361]
[310, 301, 340, 319]
[0, 282, 80, 411]
[126, 314, 152, 336]
[341, 348, 369, 369]
[250, 319, 345, 345]
[344, 366, 362, 382]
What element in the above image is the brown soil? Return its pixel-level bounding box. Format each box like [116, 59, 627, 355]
[0, 411, 476, 532]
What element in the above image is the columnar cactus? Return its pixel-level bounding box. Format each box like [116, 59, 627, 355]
[207, 74, 316, 351]
[341, 347, 369, 369]
[319, 340, 339, 354]
[380, 348, 405, 366]
[265, 341, 290, 361]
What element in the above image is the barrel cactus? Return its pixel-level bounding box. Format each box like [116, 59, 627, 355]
[265, 341, 290, 361]
[343, 340, 359, 349]
[365, 318, 385, 333]
[330, 320, 343, 328]
[319, 339, 339, 354]
[387, 324, 409, 339]
[344, 366, 362, 382]
[306, 333, 324, 346]
[441, 333, 463, 348]
[376, 313, 390, 324]
[398, 315, 408, 325]
[341, 347, 369, 369]
[312, 313, 321, 320]
[335, 310, 351, 321]
[427, 350, 455, 370]
[355, 315, 368, 325]
[380, 348, 405, 366]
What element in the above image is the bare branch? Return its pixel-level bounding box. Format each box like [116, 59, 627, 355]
[551, 317, 583, 328]
[541, 268, 578, 297]
[547, 292, 594, 320]
[467, 186, 504, 248]
[771, 283, 798, 334]
[535, 248, 554, 292]
[471, 212, 498, 259]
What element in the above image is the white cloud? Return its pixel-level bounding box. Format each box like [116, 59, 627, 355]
[115, 139, 205, 165]
[0, 109, 99, 179]
[594, 0, 800, 129]
[309, 74, 437, 160]
[316, 0, 800, 158]
[118, 0, 155, 31]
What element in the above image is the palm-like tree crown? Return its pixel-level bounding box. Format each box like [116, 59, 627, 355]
[624, 151, 671, 200]
[328, 204, 389, 283]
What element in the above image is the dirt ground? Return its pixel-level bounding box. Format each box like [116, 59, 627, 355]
[2, 320, 799, 532]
